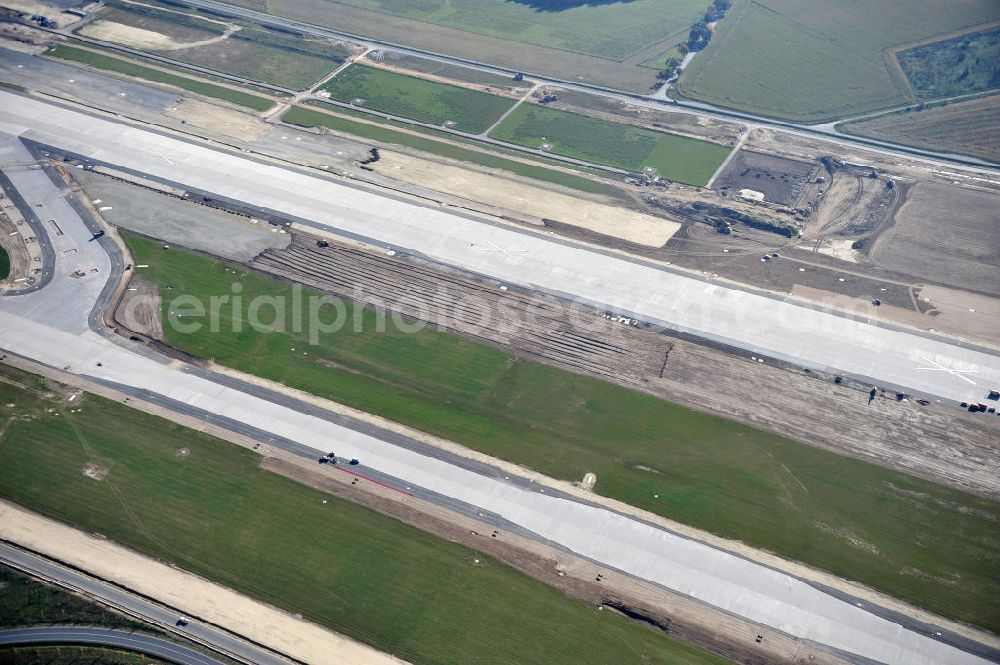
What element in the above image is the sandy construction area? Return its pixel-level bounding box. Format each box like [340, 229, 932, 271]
[79, 20, 231, 51]
[166, 99, 269, 141]
[0, 500, 408, 665]
[373, 152, 679, 247]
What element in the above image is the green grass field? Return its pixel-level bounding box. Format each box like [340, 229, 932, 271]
[0, 363, 725, 665]
[898, 27, 1000, 99]
[641, 44, 685, 71]
[47, 45, 275, 112]
[0, 246, 10, 280]
[119, 232, 1000, 631]
[489, 103, 731, 185]
[282, 106, 611, 194]
[675, 0, 1000, 121]
[300, 0, 705, 60]
[162, 35, 341, 90]
[320, 64, 515, 133]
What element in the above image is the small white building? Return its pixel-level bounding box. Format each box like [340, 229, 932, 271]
[737, 188, 765, 202]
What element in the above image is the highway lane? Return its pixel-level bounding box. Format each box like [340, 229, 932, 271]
[0, 544, 292, 665]
[0, 627, 225, 665]
[1, 90, 997, 404]
[0, 110, 997, 665]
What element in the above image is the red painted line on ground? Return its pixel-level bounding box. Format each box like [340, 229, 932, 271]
[333, 465, 414, 496]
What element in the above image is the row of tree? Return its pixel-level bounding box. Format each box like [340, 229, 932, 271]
[656, 0, 732, 84]
[689, 0, 731, 52]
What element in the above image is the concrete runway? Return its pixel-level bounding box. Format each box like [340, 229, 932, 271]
[1, 90, 997, 404]
[0, 106, 997, 664]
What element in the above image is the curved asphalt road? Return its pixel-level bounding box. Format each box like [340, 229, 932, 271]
[0, 544, 292, 665]
[0, 627, 225, 665]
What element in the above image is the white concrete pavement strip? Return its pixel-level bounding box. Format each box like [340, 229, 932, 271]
[0, 91, 997, 404]
[0, 103, 995, 665]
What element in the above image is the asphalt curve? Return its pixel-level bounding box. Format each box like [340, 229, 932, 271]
[0, 627, 226, 665]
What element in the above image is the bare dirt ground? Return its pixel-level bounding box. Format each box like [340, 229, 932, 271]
[0, 500, 409, 665]
[115, 276, 162, 339]
[0, 23, 50, 52]
[79, 20, 232, 51]
[0, 210, 30, 290]
[250, 231, 1000, 499]
[712, 150, 819, 206]
[371, 152, 679, 247]
[165, 98, 269, 141]
[841, 95, 1000, 164]
[69, 168, 290, 262]
[868, 180, 1000, 296]
[0, 0, 80, 28]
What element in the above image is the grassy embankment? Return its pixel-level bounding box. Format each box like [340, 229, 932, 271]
[118, 231, 1000, 632]
[319, 64, 516, 134]
[282, 106, 611, 194]
[489, 103, 732, 186]
[47, 45, 275, 112]
[0, 363, 725, 665]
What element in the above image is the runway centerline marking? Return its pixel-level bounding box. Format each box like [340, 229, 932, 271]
[914, 355, 979, 385]
[151, 148, 174, 166]
[474, 241, 528, 264]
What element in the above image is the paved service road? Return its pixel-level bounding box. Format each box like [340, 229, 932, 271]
[0, 627, 225, 665]
[0, 544, 291, 665]
[1, 91, 996, 404]
[0, 98, 997, 665]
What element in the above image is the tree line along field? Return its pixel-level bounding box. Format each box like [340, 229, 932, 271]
[897, 26, 1000, 100]
[839, 94, 1000, 163]
[119, 231, 1000, 632]
[0, 363, 726, 665]
[320, 64, 516, 134]
[46, 45, 276, 111]
[281, 106, 611, 194]
[488, 103, 732, 185]
[675, 0, 1000, 121]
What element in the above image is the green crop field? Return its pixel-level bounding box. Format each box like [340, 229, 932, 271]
[282, 106, 611, 194]
[898, 27, 1000, 100]
[320, 65, 515, 133]
[118, 232, 1000, 631]
[163, 33, 345, 90]
[489, 103, 731, 185]
[0, 362, 724, 665]
[47, 45, 275, 111]
[675, 0, 1000, 121]
[281, 0, 705, 60]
